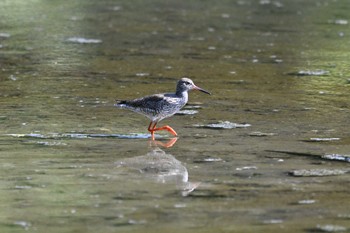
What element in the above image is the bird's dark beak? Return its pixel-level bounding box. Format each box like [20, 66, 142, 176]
[194, 85, 211, 95]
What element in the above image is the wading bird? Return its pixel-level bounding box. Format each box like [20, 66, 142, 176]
[115, 77, 211, 139]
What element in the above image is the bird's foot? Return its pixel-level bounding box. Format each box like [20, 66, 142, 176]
[155, 125, 177, 136]
[148, 122, 178, 139]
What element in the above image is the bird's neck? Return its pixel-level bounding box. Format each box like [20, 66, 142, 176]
[176, 90, 188, 102]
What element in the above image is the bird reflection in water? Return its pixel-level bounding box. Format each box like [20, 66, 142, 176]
[115, 139, 199, 196]
[148, 137, 178, 148]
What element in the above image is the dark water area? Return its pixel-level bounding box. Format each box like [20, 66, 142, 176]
[0, 0, 349, 232]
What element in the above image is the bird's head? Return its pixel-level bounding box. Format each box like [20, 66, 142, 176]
[177, 77, 211, 95]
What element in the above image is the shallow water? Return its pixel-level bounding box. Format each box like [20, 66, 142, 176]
[0, 0, 349, 232]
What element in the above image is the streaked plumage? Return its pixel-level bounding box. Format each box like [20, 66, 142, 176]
[115, 77, 210, 139]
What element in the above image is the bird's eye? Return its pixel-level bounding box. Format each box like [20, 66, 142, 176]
[184, 81, 191, 85]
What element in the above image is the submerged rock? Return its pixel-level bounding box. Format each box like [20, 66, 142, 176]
[194, 121, 251, 129]
[289, 169, 349, 177]
[115, 147, 199, 196]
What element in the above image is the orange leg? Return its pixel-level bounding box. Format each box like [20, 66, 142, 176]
[147, 121, 178, 140]
[148, 122, 156, 140]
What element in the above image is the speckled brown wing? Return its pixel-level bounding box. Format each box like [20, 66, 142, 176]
[116, 94, 169, 120]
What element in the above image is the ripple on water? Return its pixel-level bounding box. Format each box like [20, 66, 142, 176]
[322, 154, 350, 163]
[287, 70, 330, 76]
[66, 37, 102, 44]
[0, 32, 10, 38]
[305, 138, 341, 142]
[316, 224, 347, 232]
[176, 110, 199, 115]
[194, 121, 251, 129]
[193, 157, 223, 163]
[14, 185, 32, 190]
[328, 19, 348, 25]
[249, 131, 276, 137]
[5, 133, 153, 139]
[14, 221, 31, 230]
[297, 199, 316, 205]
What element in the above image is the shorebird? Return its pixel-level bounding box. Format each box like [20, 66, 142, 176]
[115, 77, 211, 139]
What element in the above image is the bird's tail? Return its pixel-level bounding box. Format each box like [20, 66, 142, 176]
[114, 100, 128, 108]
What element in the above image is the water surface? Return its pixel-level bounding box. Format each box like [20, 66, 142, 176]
[0, 0, 349, 232]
